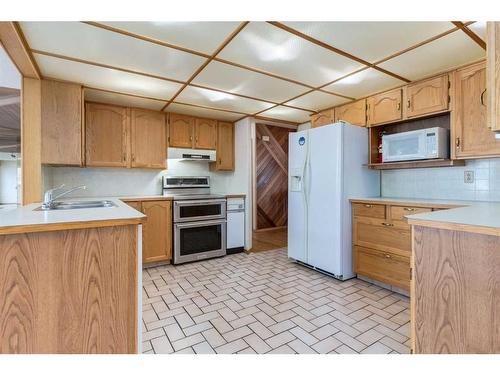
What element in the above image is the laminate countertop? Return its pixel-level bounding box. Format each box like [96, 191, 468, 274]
[0, 198, 146, 235]
[351, 197, 500, 236]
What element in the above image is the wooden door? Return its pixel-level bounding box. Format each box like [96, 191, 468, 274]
[255, 124, 294, 230]
[85, 103, 129, 167]
[335, 99, 366, 126]
[453, 61, 500, 158]
[367, 88, 402, 126]
[130, 109, 166, 169]
[406, 75, 449, 118]
[194, 118, 217, 149]
[41, 80, 83, 166]
[142, 200, 172, 264]
[214, 121, 234, 171]
[311, 109, 334, 128]
[168, 113, 194, 148]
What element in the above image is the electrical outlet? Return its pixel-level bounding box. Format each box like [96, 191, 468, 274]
[464, 171, 474, 184]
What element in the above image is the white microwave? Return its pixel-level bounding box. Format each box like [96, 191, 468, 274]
[382, 127, 449, 163]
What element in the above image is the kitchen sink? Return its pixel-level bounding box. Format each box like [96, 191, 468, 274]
[35, 200, 117, 211]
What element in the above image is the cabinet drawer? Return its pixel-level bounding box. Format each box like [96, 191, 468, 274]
[390, 206, 431, 222]
[352, 203, 386, 219]
[353, 216, 411, 255]
[354, 245, 410, 291]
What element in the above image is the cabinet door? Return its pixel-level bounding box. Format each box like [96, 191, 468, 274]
[168, 113, 194, 148]
[453, 62, 500, 158]
[335, 99, 366, 126]
[367, 88, 402, 126]
[142, 200, 172, 264]
[130, 109, 166, 169]
[406, 75, 449, 118]
[41, 80, 83, 165]
[214, 121, 234, 171]
[194, 118, 217, 149]
[311, 109, 334, 128]
[85, 103, 129, 167]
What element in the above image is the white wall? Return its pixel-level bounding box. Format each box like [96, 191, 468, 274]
[0, 160, 19, 204]
[382, 158, 500, 201]
[297, 121, 311, 131]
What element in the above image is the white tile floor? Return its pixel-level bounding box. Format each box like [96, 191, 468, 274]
[142, 248, 410, 354]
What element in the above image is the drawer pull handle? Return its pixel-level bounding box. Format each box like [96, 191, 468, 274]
[381, 222, 394, 227]
[385, 254, 391, 259]
[404, 208, 416, 212]
[364, 204, 373, 208]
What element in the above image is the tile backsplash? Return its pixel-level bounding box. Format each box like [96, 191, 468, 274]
[381, 158, 500, 201]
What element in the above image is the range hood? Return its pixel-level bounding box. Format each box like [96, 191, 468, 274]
[168, 147, 216, 162]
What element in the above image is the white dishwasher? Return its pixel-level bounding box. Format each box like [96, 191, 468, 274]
[226, 197, 245, 254]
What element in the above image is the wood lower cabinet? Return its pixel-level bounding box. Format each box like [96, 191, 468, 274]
[41, 80, 83, 165]
[453, 61, 500, 158]
[311, 109, 334, 128]
[211, 121, 234, 171]
[130, 109, 166, 169]
[168, 113, 195, 148]
[367, 88, 402, 126]
[85, 103, 129, 167]
[406, 74, 449, 118]
[195, 118, 217, 149]
[125, 199, 172, 264]
[335, 99, 366, 126]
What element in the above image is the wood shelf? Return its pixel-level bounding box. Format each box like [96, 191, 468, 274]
[367, 159, 465, 170]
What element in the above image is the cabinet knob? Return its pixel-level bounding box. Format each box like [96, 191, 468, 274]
[385, 254, 391, 259]
[364, 204, 372, 208]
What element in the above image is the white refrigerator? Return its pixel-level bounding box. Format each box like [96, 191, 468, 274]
[288, 122, 380, 280]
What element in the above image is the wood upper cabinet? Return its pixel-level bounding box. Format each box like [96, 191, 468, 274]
[406, 74, 449, 118]
[130, 109, 166, 169]
[335, 99, 366, 126]
[487, 22, 500, 132]
[194, 118, 217, 149]
[141, 200, 172, 264]
[41, 80, 83, 165]
[212, 121, 234, 171]
[311, 109, 334, 128]
[168, 113, 194, 148]
[85, 103, 129, 167]
[453, 61, 500, 158]
[367, 88, 402, 126]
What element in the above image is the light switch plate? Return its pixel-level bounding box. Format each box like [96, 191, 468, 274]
[464, 170, 474, 183]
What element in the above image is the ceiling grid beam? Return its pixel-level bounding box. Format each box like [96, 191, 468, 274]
[452, 21, 486, 50]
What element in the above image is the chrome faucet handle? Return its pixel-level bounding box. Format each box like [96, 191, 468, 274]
[42, 185, 86, 209]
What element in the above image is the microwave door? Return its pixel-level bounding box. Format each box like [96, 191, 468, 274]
[384, 132, 426, 162]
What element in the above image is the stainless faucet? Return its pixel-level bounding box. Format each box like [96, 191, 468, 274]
[42, 184, 87, 210]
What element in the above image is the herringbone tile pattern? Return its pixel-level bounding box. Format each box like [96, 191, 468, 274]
[142, 249, 410, 354]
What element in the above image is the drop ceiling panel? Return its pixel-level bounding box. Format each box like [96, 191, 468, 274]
[283, 22, 454, 63]
[167, 103, 242, 121]
[100, 22, 241, 54]
[218, 22, 364, 87]
[323, 68, 405, 98]
[176, 86, 274, 114]
[377, 31, 485, 81]
[35, 53, 182, 100]
[468, 21, 486, 41]
[192, 60, 309, 103]
[85, 89, 165, 111]
[20, 22, 205, 81]
[285, 91, 349, 112]
[258, 106, 312, 123]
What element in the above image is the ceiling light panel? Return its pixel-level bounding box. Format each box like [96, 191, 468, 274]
[34, 53, 182, 100]
[218, 22, 364, 87]
[285, 91, 349, 112]
[167, 103, 242, 121]
[176, 86, 274, 114]
[20, 22, 205, 81]
[377, 31, 485, 81]
[323, 68, 405, 98]
[468, 21, 486, 41]
[283, 22, 454, 63]
[100, 22, 242, 55]
[85, 89, 165, 111]
[258, 106, 312, 123]
[192, 60, 309, 103]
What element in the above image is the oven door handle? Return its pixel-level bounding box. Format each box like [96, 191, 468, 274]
[174, 199, 227, 207]
[175, 219, 227, 229]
